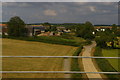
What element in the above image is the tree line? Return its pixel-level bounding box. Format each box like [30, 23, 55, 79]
[5, 16, 120, 48]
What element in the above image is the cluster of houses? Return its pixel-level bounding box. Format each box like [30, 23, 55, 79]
[94, 26, 112, 32]
[0, 24, 71, 36]
[0, 23, 119, 36]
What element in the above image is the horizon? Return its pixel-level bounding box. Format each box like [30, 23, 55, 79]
[0, 22, 119, 26]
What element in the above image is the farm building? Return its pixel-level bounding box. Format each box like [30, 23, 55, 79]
[26, 25, 45, 36]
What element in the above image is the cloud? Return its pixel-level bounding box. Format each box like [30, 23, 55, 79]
[1, 0, 120, 2]
[2, 2, 118, 24]
[89, 6, 96, 12]
[2, 2, 31, 8]
[75, 2, 87, 5]
[44, 9, 57, 16]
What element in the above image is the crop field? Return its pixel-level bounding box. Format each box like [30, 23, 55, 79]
[2, 39, 78, 78]
[102, 49, 120, 72]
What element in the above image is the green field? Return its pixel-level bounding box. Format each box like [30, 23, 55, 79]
[2, 39, 78, 78]
[102, 49, 120, 72]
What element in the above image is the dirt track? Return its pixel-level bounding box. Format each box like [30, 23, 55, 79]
[81, 41, 103, 80]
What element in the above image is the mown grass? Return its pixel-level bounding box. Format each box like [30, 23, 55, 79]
[71, 46, 83, 78]
[102, 49, 120, 72]
[2, 39, 78, 78]
[93, 47, 120, 80]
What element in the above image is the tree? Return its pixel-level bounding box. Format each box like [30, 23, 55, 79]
[84, 21, 94, 31]
[115, 30, 120, 36]
[42, 22, 51, 30]
[76, 21, 95, 39]
[7, 16, 27, 37]
[95, 32, 118, 48]
[112, 24, 117, 33]
[50, 26, 57, 31]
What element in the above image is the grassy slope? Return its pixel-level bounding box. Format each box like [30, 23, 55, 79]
[93, 47, 120, 79]
[2, 39, 78, 78]
[102, 49, 120, 71]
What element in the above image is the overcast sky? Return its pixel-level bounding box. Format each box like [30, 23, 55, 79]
[2, 2, 118, 25]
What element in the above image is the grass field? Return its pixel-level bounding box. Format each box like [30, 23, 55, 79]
[2, 39, 78, 78]
[93, 47, 120, 79]
[102, 49, 120, 72]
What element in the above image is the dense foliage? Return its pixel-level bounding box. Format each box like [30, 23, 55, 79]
[7, 16, 27, 37]
[95, 24, 119, 48]
[76, 21, 95, 39]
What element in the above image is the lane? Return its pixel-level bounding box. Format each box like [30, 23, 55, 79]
[81, 41, 103, 80]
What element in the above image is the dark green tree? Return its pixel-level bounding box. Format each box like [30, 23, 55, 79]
[50, 26, 57, 31]
[7, 16, 27, 37]
[112, 24, 117, 33]
[42, 22, 52, 32]
[76, 21, 95, 39]
[95, 32, 117, 48]
[115, 30, 120, 36]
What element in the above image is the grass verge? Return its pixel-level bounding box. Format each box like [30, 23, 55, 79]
[93, 47, 120, 80]
[71, 45, 83, 78]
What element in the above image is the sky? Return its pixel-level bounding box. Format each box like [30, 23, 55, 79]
[2, 2, 119, 25]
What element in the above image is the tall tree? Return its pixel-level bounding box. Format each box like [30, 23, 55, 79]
[112, 24, 117, 33]
[76, 21, 95, 39]
[7, 16, 27, 37]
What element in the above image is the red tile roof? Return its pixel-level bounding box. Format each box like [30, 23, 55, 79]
[0, 24, 7, 27]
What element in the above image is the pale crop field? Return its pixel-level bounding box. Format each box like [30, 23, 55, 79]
[2, 39, 78, 78]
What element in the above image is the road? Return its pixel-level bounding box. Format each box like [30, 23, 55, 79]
[81, 41, 103, 80]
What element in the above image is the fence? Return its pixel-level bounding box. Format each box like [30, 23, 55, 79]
[1, 56, 120, 75]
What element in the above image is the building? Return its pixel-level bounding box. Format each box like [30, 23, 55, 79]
[57, 26, 66, 31]
[94, 26, 112, 32]
[26, 25, 45, 36]
[1, 24, 8, 35]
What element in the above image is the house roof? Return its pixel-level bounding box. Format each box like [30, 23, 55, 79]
[0, 24, 7, 27]
[94, 26, 112, 29]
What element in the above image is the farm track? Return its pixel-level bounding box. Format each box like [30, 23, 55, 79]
[81, 41, 103, 80]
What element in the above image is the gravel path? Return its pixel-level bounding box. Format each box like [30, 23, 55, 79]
[81, 41, 103, 80]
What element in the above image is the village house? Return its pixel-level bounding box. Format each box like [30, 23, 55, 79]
[94, 26, 112, 32]
[92, 26, 113, 35]
[1, 24, 8, 35]
[57, 26, 71, 33]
